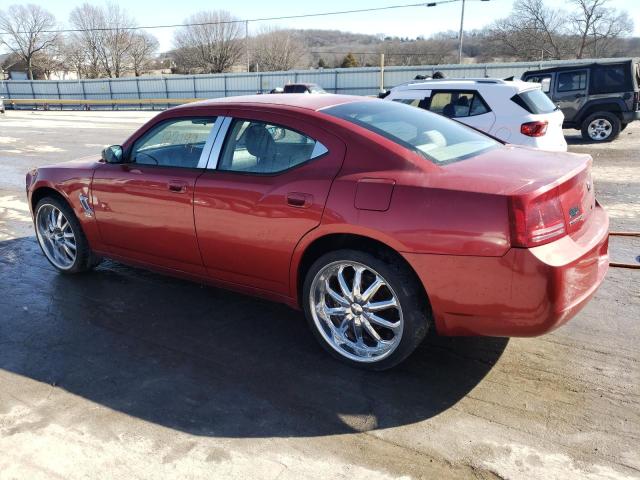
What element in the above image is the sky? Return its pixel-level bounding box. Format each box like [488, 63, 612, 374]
[2, 0, 639, 52]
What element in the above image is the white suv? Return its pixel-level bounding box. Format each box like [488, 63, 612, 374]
[384, 79, 567, 151]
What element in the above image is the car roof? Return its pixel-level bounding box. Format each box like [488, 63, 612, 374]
[522, 59, 637, 76]
[392, 78, 537, 93]
[175, 93, 368, 112]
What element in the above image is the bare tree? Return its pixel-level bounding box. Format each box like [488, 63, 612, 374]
[69, 2, 147, 78]
[99, 2, 135, 78]
[61, 37, 89, 78]
[488, 0, 567, 60]
[68, 4, 104, 78]
[570, 0, 633, 58]
[0, 4, 58, 79]
[251, 27, 305, 71]
[173, 10, 243, 73]
[129, 31, 159, 76]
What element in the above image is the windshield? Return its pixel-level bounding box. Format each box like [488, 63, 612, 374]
[323, 100, 498, 164]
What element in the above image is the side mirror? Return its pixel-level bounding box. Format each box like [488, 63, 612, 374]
[101, 145, 123, 163]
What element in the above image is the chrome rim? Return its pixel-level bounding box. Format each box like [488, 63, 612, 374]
[35, 204, 77, 270]
[309, 261, 403, 363]
[588, 118, 612, 140]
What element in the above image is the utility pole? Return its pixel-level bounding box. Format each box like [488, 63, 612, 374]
[379, 53, 385, 93]
[245, 20, 250, 72]
[457, 0, 490, 64]
[457, 0, 466, 64]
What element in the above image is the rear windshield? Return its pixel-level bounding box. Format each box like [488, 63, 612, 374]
[323, 101, 498, 165]
[512, 89, 557, 114]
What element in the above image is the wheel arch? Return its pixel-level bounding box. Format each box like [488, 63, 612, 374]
[31, 186, 70, 213]
[576, 100, 625, 124]
[292, 231, 429, 311]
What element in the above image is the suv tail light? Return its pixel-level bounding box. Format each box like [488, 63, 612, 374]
[509, 189, 566, 247]
[633, 91, 639, 111]
[521, 121, 548, 137]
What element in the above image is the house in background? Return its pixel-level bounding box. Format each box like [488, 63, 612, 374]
[0, 53, 78, 80]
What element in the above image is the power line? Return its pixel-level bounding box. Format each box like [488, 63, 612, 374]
[0, 0, 464, 35]
[310, 51, 446, 57]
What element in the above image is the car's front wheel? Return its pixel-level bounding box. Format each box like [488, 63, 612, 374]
[34, 196, 101, 273]
[581, 112, 621, 142]
[303, 249, 430, 370]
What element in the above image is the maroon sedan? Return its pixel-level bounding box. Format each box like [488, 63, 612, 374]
[26, 94, 609, 369]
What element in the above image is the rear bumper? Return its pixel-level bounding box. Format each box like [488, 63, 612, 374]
[622, 111, 640, 123]
[403, 204, 609, 337]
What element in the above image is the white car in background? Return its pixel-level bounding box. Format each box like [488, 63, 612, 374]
[384, 79, 567, 151]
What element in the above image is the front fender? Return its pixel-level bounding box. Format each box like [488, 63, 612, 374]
[28, 164, 100, 249]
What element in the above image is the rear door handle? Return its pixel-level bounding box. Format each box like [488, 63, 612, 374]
[286, 192, 312, 208]
[168, 181, 188, 193]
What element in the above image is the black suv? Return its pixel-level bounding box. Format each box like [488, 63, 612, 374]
[522, 59, 640, 142]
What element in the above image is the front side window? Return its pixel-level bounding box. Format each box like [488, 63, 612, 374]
[324, 100, 498, 165]
[218, 119, 327, 174]
[525, 75, 552, 93]
[557, 71, 587, 92]
[429, 91, 489, 118]
[131, 117, 217, 168]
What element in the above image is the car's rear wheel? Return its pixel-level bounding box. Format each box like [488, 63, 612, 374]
[303, 249, 430, 370]
[581, 112, 620, 142]
[34, 196, 101, 273]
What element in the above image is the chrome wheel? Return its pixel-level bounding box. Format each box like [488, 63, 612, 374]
[309, 261, 403, 363]
[588, 118, 612, 140]
[35, 204, 77, 270]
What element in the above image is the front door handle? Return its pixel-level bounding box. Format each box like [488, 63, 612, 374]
[286, 192, 312, 208]
[168, 181, 188, 193]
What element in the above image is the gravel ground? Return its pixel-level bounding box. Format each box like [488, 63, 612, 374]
[0, 110, 638, 480]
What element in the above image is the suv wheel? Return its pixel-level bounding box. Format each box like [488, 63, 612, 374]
[303, 249, 431, 370]
[581, 112, 620, 142]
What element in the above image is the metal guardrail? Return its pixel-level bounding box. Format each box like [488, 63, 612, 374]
[609, 232, 640, 270]
[5, 98, 201, 110]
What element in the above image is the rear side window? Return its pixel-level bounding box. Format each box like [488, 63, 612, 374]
[218, 119, 327, 174]
[511, 89, 557, 114]
[323, 101, 498, 165]
[392, 97, 430, 109]
[429, 91, 490, 118]
[590, 64, 631, 94]
[557, 71, 587, 92]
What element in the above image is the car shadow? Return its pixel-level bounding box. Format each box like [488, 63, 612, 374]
[0, 236, 508, 438]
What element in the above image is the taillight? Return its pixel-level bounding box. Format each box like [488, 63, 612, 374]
[521, 121, 548, 137]
[634, 91, 639, 110]
[509, 189, 566, 247]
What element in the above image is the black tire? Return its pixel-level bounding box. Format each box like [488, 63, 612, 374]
[34, 196, 101, 274]
[302, 249, 431, 370]
[621, 123, 628, 132]
[580, 112, 620, 142]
